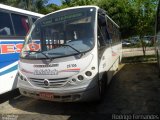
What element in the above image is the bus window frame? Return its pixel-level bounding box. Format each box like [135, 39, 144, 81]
[11, 13, 30, 36]
[0, 8, 38, 38]
[0, 10, 14, 36]
[105, 16, 120, 46]
[97, 12, 110, 48]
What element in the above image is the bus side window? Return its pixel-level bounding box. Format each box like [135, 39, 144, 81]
[0, 11, 14, 36]
[98, 14, 110, 47]
[98, 26, 106, 47]
[11, 13, 30, 36]
[107, 19, 114, 43]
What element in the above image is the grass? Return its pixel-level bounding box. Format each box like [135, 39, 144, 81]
[122, 55, 157, 63]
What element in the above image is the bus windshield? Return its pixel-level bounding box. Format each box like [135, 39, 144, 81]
[21, 7, 96, 59]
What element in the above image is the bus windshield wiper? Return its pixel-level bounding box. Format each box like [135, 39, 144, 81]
[61, 44, 83, 57]
[24, 50, 52, 60]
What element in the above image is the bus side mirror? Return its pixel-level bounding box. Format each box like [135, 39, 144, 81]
[98, 16, 106, 26]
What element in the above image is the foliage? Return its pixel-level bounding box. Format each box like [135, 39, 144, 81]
[129, 0, 158, 56]
[97, 0, 137, 38]
[0, 0, 58, 14]
[131, 0, 157, 36]
[37, 2, 60, 14]
[62, 0, 96, 7]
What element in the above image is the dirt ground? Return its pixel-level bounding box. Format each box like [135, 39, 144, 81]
[0, 62, 160, 120]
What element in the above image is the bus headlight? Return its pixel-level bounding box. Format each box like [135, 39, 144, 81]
[91, 67, 95, 70]
[85, 71, 92, 76]
[77, 75, 84, 80]
[72, 78, 77, 82]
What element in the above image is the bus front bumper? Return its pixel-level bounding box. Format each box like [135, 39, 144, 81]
[19, 84, 100, 102]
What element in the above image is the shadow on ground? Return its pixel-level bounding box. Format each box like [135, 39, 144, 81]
[0, 89, 20, 104]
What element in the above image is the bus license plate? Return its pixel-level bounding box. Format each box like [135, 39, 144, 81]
[39, 92, 54, 100]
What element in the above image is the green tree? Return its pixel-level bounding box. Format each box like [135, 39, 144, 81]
[19, 0, 49, 12]
[0, 0, 50, 13]
[97, 0, 136, 38]
[62, 0, 96, 7]
[0, 0, 20, 7]
[39, 3, 60, 14]
[130, 0, 157, 56]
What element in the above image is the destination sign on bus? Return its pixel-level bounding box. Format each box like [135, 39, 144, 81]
[42, 12, 84, 26]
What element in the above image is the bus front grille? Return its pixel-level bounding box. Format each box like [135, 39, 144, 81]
[29, 78, 68, 88]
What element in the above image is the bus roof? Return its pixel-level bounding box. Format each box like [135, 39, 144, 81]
[0, 4, 44, 17]
[45, 5, 99, 17]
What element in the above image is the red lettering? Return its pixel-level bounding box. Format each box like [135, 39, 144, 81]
[1, 44, 15, 54]
[16, 44, 23, 53]
[0, 43, 40, 54]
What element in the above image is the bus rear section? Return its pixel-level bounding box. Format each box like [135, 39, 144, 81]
[18, 6, 122, 102]
[0, 4, 44, 94]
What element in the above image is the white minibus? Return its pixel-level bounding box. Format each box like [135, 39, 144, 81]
[18, 6, 122, 102]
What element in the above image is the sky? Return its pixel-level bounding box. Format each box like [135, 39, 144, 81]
[48, 0, 62, 6]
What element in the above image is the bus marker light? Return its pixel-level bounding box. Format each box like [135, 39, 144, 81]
[91, 67, 95, 70]
[85, 71, 92, 76]
[72, 78, 76, 82]
[78, 75, 84, 80]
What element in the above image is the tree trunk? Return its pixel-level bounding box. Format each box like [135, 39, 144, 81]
[140, 37, 146, 57]
[142, 45, 146, 57]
